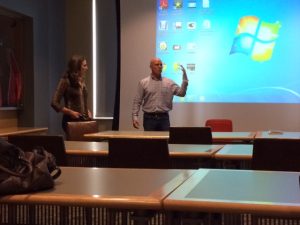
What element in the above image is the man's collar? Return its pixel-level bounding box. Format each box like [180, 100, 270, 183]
[150, 74, 162, 81]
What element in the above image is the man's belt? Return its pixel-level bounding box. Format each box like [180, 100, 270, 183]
[144, 112, 169, 117]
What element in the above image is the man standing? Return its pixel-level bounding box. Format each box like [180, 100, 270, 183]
[132, 58, 188, 131]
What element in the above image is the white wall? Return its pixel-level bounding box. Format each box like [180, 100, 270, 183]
[119, 0, 300, 131]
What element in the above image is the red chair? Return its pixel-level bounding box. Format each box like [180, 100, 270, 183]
[205, 119, 233, 132]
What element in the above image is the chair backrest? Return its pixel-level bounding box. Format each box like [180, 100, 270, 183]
[205, 119, 233, 132]
[168, 127, 212, 144]
[108, 138, 170, 169]
[7, 135, 67, 166]
[252, 138, 300, 172]
[66, 121, 98, 141]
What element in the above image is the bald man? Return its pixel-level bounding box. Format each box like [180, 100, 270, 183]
[132, 58, 188, 131]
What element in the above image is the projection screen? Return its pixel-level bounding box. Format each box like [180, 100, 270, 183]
[120, 0, 300, 131]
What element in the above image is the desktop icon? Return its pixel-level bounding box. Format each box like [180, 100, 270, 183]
[159, 41, 168, 51]
[188, 0, 197, 8]
[159, 20, 168, 30]
[187, 22, 196, 30]
[230, 16, 281, 62]
[173, 0, 183, 9]
[174, 21, 182, 30]
[172, 44, 181, 50]
[173, 62, 181, 71]
[159, 0, 168, 10]
[162, 63, 167, 72]
[202, 19, 211, 29]
[202, 0, 210, 8]
[187, 42, 197, 52]
[187, 63, 196, 71]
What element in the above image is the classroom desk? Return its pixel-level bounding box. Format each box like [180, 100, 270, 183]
[84, 130, 257, 143]
[168, 144, 223, 158]
[65, 141, 108, 156]
[214, 144, 253, 169]
[214, 144, 253, 161]
[65, 141, 110, 167]
[255, 131, 300, 139]
[164, 169, 300, 224]
[0, 127, 48, 137]
[65, 141, 223, 157]
[159, 144, 223, 169]
[65, 141, 223, 168]
[0, 167, 195, 225]
[84, 130, 169, 140]
[212, 131, 256, 143]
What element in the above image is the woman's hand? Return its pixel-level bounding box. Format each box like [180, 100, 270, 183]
[62, 107, 81, 119]
[88, 110, 92, 118]
[69, 111, 81, 119]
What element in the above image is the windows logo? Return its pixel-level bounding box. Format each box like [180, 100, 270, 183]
[230, 16, 281, 62]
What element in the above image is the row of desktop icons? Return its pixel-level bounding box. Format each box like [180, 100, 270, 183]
[159, 0, 210, 10]
[160, 63, 196, 72]
[159, 20, 211, 30]
[159, 41, 197, 52]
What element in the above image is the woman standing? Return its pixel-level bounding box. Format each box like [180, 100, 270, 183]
[51, 54, 91, 132]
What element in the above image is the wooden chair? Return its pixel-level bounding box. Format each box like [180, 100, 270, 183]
[7, 135, 67, 166]
[205, 119, 233, 132]
[168, 127, 212, 144]
[252, 138, 300, 172]
[66, 121, 98, 141]
[108, 138, 170, 169]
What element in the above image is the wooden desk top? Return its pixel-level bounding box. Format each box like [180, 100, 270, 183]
[65, 141, 223, 158]
[84, 130, 169, 140]
[65, 141, 108, 156]
[84, 130, 257, 142]
[0, 167, 195, 209]
[214, 144, 253, 160]
[256, 131, 300, 140]
[212, 131, 256, 143]
[0, 127, 48, 137]
[164, 169, 300, 216]
[168, 144, 223, 158]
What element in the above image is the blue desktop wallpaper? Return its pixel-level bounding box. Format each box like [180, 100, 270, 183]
[156, 0, 300, 103]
